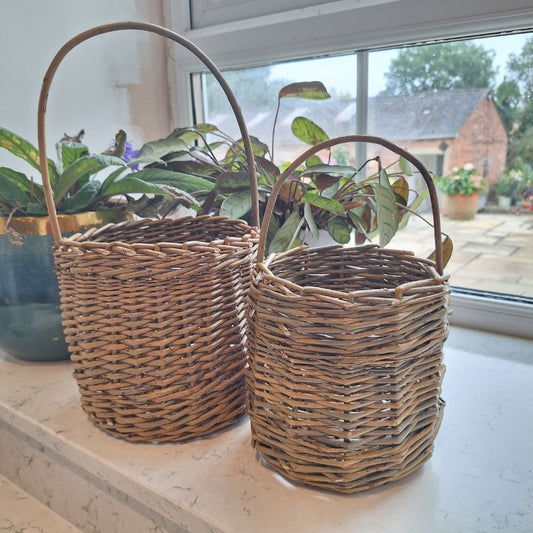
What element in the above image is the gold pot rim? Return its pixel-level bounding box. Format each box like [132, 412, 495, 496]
[0, 210, 130, 236]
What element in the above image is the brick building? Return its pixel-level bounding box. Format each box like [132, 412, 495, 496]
[366, 88, 508, 187]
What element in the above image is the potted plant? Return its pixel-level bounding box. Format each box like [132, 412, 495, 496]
[437, 164, 485, 220]
[505, 157, 533, 211]
[138, 82, 435, 254]
[0, 127, 194, 361]
[493, 170, 521, 209]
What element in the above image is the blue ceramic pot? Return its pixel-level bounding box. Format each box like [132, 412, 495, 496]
[0, 212, 126, 361]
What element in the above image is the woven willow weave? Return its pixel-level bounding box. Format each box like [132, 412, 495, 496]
[246, 135, 450, 493]
[246, 245, 448, 492]
[37, 22, 260, 442]
[54, 217, 258, 442]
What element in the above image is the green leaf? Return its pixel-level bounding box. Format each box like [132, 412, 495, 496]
[268, 211, 302, 254]
[397, 186, 430, 230]
[0, 168, 33, 209]
[348, 210, 371, 239]
[163, 159, 219, 177]
[55, 155, 125, 203]
[0, 127, 59, 186]
[169, 123, 218, 144]
[220, 191, 252, 219]
[291, 117, 329, 145]
[100, 175, 197, 205]
[127, 168, 215, 194]
[139, 138, 189, 159]
[127, 156, 166, 168]
[305, 155, 322, 168]
[304, 201, 319, 241]
[300, 164, 357, 177]
[25, 203, 48, 216]
[327, 216, 351, 244]
[265, 215, 281, 252]
[0, 167, 44, 200]
[57, 181, 102, 214]
[249, 136, 270, 157]
[399, 156, 413, 176]
[215, 171, 252, 192]
[379, 168, 393, 192]
[301, 192, 345, 216]
[256, 156, 280, 185]
[58, 141, 89, 169]
[279, 81, 331, 100]
[372, 184, 399, 247]
[101, 166, 129, 193]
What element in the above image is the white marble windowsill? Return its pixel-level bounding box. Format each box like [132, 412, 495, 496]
[0, 326, 532, 532]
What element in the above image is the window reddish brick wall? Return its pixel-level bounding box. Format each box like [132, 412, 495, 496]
[446, 95, 507, 186]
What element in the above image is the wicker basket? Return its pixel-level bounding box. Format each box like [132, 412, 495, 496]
[246, 135, 450, 493]
[37, 22, 259, 442]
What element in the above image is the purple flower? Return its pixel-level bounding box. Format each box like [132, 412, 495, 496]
[123, 141, 141, 170]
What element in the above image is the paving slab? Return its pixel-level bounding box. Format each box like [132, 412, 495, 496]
[461, 243, 517, 256]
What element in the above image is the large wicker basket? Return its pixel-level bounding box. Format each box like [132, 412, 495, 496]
[37, 22, 259, 442]
[246, 135, 450, 493]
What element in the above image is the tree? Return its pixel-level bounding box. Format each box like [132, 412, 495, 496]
[506, 36, 533, 104]
[383, 42, 497, 96]
[494, 79, 522, 132]
[503, 37, 533, 166]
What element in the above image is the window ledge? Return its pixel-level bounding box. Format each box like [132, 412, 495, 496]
[450, 289, 533, 339]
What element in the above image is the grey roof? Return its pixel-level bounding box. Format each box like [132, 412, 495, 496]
[367, 88, 491, 141]
[213, 88, 492, 146]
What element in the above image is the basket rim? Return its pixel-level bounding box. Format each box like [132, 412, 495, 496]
[255, 244, 449, 302]
[57, 215, 259, 257]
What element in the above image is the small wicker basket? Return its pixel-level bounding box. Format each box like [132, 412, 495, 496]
[246, 135, 450, 493]
[37, 22, 259, 442]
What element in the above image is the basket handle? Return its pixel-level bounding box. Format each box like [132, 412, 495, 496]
[37, 21, 259, 245]
[257, 134, 444, 274]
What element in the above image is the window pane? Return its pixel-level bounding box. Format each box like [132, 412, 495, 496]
[197, 33, 533, 299]
[196, 55, 357, 163]
[369, 34, 533, 299]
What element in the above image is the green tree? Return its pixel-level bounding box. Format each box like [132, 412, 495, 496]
[494, 79, 521, 132]
[503, 37, 533, 166]
[384, 42, 497, 96]
[506, 36, 533, 104]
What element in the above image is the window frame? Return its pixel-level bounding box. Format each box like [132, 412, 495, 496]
[163, 0, 533, 339]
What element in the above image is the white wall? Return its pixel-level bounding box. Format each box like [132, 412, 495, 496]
[0, 0, 171, 177]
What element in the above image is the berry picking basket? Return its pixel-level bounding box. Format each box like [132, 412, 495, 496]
[246, 135, 450, 493]
[37, 22, 259, 442]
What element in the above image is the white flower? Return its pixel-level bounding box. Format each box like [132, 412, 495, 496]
[463, 163, 475, 171]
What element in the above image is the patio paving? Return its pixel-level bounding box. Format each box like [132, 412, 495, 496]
[387, 209, 533, 298]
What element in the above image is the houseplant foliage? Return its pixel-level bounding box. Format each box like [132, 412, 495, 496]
[136, 81, 446, 257]
[0, 127, 195, 361]
[0, 127, 196, 221]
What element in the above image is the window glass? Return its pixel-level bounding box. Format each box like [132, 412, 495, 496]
[197, 32, 533, 299]
[370, 34, 533, 299]
[197, 55, 357, 163]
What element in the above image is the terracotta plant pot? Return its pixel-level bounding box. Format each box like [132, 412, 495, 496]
[442, 193, 479, 220]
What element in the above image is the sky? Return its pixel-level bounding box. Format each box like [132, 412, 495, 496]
[269, 32, 531, 98]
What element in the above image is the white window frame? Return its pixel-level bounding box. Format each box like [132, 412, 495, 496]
[162, 0, 533, 339]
